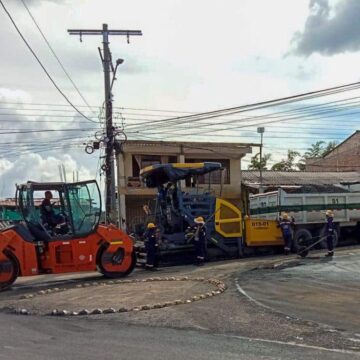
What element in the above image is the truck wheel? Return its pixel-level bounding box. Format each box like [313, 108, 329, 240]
[97, 247, 137, 278]
[319, 226, 339, 249]
[0, 252, 19, 291]
[293, 228, 312, 252]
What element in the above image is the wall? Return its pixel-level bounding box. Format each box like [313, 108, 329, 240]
[306, 132, 360, 172]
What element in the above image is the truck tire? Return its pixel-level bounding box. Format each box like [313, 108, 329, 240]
[293, 228, 312, 251]
[0, 252, 19, 291]
[319, 225, 339, 249]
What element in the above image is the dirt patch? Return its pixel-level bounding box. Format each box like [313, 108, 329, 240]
[0, 278, 223, 315]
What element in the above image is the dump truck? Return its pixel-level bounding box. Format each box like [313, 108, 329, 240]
[249, 186, 360, 249]
[0, 180, 136, 290]
[136, 162, 284, 264]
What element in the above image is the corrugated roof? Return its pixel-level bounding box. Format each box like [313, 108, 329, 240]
[241, 170, 360, 186]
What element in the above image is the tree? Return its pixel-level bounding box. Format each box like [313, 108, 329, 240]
[271, 150, 301, 171]
[303, 141, 325, 158]
[322, 141, 338, 156]
[297, 141, 339, 170]
[248, 153, 272, 170]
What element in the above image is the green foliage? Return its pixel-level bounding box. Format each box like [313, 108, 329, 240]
[322, 141, 338, 156]
[303, 141, 325, 158]
[248, 141, 339, 172]
[248, 153, 272, 170]
[271, 150, 301, 171]
[298, 140, 339, 170]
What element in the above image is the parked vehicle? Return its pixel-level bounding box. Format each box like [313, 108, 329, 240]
[249, 187, 360, 249]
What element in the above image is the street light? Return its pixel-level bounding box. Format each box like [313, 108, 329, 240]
[257, 127, 265, 194]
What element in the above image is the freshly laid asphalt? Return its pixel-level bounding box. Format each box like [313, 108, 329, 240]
[237, 250, 360, 333]
[0, 247, 359, 359]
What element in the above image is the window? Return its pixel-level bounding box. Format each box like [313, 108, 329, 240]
[67, 182, 101, 236]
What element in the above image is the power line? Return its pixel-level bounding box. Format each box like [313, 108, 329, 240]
[0, 0, 98, 124]
[123, 95, 360, 131]
[129, 102, 360, 139]
[0, 112, 99, 118]
[20, 0, 96, 117]
[125, 92, 360, 135]
[124, 83, 360, 131]
[0, 127, 98, 135]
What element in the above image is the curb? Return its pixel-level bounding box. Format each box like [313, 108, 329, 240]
[13, 276, 227, 317]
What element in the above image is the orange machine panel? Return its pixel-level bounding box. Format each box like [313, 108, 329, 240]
[0, 228, 39, 276]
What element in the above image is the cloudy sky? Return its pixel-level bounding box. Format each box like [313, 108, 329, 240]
[0, 0, 359, 197]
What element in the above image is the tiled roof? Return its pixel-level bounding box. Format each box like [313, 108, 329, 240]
[241, 170, 360, 186]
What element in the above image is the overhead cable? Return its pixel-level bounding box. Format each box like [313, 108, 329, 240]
[0, 0, 98, 124]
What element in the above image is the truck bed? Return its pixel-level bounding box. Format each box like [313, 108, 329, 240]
[249, 188, 360, 224]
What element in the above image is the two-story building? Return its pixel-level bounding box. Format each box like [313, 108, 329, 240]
[116, 140, 253, 230]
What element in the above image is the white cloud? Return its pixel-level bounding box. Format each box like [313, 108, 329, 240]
[0, 0, 359, 185]
[0, 153, 92, 198]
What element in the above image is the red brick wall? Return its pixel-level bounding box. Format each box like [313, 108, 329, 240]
[306, 132, 360, 172]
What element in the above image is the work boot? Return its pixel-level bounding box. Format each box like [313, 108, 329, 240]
[325, 251, 334, 257]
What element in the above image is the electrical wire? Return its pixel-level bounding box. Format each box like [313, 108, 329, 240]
[0, 0, 98, 124]
[20, 0, 96, 118]
[123, 83, 360, 131]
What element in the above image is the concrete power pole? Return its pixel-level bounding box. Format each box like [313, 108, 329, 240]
[68, 24, 142, 223]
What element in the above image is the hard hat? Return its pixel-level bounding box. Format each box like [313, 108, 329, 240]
[194, 216, 205, 224]
[147, 222, 156, 229]
[325, 210, 334, 217]
[281, 212, 289, 220]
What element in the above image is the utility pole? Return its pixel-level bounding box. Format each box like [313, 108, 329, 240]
[68, 24, 142, 224]
[257, 127, 265, 194]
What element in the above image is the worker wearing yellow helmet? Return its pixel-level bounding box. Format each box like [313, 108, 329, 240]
[144, 222, 159, 270]
[325, 210, 335, 257]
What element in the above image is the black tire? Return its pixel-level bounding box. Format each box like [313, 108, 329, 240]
[319, 225, 339, 249]
[97, 247, 137, 278]
[0, 252, 19, 291]
[293, 228, 313, 252]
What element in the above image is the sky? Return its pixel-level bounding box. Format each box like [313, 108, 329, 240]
[0, 0, 360, 197]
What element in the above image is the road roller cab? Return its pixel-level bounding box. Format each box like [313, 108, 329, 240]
[0, 180, 136, 291]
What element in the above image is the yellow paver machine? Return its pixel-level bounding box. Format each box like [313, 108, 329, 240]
[138, 162, 284, 263]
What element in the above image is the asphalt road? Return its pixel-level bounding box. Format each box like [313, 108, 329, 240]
[237, 250, 360, 333]
[1, 249, 360, 359]
[0, 314, 358, 360]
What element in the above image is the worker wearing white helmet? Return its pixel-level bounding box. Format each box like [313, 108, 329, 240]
[191, 216, 207, 266]
[325, 210, 335, 257]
